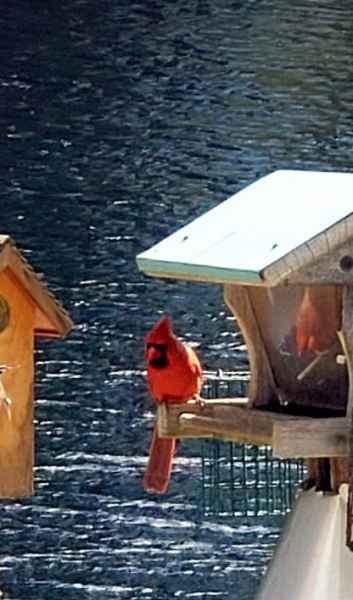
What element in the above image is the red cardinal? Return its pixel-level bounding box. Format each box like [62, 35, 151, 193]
[144, 315, 203, 494]
[295, 286, 342, 354]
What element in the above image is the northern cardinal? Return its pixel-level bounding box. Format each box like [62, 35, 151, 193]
[295, 286, 342, 354]
[144, 315, 203, 494]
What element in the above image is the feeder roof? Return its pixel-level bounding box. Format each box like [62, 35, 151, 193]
[0, 236, 73, 338]
[136, 170, 353, 286]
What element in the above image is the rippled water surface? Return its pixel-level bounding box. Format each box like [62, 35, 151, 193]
[1, 0, 353, 598]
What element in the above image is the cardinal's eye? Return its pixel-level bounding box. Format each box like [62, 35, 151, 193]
[146, 343, 166, 352]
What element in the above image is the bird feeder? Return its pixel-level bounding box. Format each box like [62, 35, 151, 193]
[136, 170, 353, 558]
[0, 235, 72, 498]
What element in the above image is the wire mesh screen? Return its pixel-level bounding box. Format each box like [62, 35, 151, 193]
[200, 371, 306, 517]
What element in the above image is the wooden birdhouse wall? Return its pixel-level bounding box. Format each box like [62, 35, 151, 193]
[0, 269, 35, 497]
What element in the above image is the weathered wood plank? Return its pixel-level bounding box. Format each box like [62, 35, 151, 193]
[159, 399, 295, 444]
[279, 252, 300, 274]
[224, 284, 276, 407]
[307, 232, 330, 258]
[268, 243, 315, 281]
[6, 243, 73, 337]
[345, 214, 353, 239]
[287, 238, 353, 285]
[158, 400, 351, 459]
[261, 244, 315, 285]
[330, 457, 349, 491]
[158, 398, 250, 438]
[326, 222, 346, 250]
[178, 412, 272, 445]
[273, 418, 349, 458]
[261, 257, 292, 286]
[292, 243, 315, 270]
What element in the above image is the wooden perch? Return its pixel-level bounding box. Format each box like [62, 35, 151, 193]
[178, 412, 272, 446]
[157, 399, 351, 459]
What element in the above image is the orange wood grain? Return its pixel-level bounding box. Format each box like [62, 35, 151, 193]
[0, 271, 35, 496]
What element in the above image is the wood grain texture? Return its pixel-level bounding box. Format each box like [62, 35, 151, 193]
[157, 398, 250, 438]
[345, 214, 353, 239]
[330, 457, 349, 491]
[273, 418, 349, 458]
[327, 222, 346, 249]
[0, 236, 72, 338]
[178, 412, 272, 445]
[224, 284, 277, 408]
[262, 233, 331, 286]
[262, 219, 353, 286]
[292, 243, 315, 270]
[157, 399, 351, 459]
[158, 399, 293, 443]
[307, 233, 330, 258]
[288, 238, 353, 285]
[0, 271, 35, 497]
[7, 244, 73, 337]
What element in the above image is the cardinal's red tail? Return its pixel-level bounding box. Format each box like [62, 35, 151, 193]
[144, 425, 176, 494]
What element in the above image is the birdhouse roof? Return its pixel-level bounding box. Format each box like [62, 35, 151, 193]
[0, 236, 72, 338]
[136, 170, 353, 286]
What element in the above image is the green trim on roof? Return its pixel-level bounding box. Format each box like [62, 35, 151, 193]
[136, 256, 263, 285]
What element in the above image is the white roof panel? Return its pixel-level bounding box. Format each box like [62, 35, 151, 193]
[136, 170, 353, 284]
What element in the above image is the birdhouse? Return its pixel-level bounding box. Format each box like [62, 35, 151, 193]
[137, 170, 353, 550]
[0, 235, 72, 498]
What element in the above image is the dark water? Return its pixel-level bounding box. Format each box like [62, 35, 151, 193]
[1, 0, 353, 598]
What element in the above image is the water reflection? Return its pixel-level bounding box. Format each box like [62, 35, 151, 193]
[1, 0, 353, 597]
